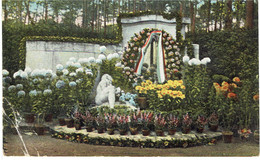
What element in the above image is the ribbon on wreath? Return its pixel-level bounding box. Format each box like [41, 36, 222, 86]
[134, 30, 167, 83]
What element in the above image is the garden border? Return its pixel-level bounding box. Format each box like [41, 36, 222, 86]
[50, 125, 222, 148]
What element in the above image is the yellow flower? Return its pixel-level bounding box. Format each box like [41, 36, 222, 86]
[158, 94, 163, 98]
[181, 85, 186, 89]
[135, 86, 141, 90]
[164, 141, 169, 146]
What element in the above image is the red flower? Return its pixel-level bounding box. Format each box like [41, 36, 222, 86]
[227, 92, 237, 99]
[233, 77, 240, 82]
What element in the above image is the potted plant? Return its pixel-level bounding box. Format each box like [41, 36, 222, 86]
[117, 115, 129, 135]
[96, 115, 106, 133]
[105, 113, 117, 135]
[140, 112, 153, 136]
[196, 115, 207, 133]
[42, 89, 53, 122]
[238, 128, 252, 141]
[82, 111, 94, 132]
[208, 112, 219, 132]
[74, 111, 82, 130]
[129, 112, 139, 135]
[167, 114, 179, 135]
[135, 79, 151, 109]
[154, 114, 166, 136]
[182, 113, 192, 134]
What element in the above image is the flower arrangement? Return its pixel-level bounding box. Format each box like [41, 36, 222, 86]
[104, 113, 117, 129]
[129, 112, 139, 128]
[208, 112, 219, 126]
[182, 113, 192, 128]
[117, 115, 129, 131]
[238, 128, 252, 139]
[118, 92, 137, 106]
[139, 111, 153, 130]
[154, 114, 166, 131]
[95, 115, 106, 131]
[196, 115, 208, 128]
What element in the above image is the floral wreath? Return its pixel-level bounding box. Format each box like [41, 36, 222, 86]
[121, 28, 182, 82]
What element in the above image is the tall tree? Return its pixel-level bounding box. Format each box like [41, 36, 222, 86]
[225, 0, 232, 29]
[207, 0, 211, 31]
[3, 0, 8, 23]
[82, 0, 88, 28]
[245, 0, 254, 29]
[190, 0, 195, 34]
[24, 0, 34, 24]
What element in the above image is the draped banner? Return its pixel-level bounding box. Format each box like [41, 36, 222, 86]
[134, 31, 167, 83]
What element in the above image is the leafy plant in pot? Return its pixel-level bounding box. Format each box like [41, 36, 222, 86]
[105, 113, 117, 135]
[154, 114, 166, 136]
[82, 111, 94, 132]
[129, 112, 139, 135]
[182, 113, 192, 134]
[117, 115, 129, 135]
[74, 111, 82, 130]
[167, 114, 179, 135]
[140, 112, 153, 136]
[208, 112, 219, 132]
[196, 115, 207, 133]
[96, 115, 106, 133]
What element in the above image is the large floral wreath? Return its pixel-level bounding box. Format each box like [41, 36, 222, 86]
[121, 28, 182, 82]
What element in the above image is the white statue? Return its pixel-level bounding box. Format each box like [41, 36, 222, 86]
[95, 74, 115, 108]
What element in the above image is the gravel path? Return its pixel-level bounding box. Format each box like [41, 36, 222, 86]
[3, 133, 259, 157]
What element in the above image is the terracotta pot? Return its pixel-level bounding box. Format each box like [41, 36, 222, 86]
[130, 127, 138, 135]
[86, 126, 93, 132]
[119, 129, 127, 135]
[44, 114, 53, 122]
[24, 113, 35, 123]
[137, 97, 147, 109]
[75, 123, 81, 130]
[182, 127, 191, 134]
[97, 128, 104, 133]
[65, 118, 74, 128]
[197, 127, 204, 133]
[58, 118, 66, 126]
[209, 123, 218, 132]
[156, 130, 164, 136]
[107, 128, 114, 135]
[168, 128, 176, 135]
[142, 129, 150, 136]
[34, 125, 45, 135]
[222, 131, 233, 143]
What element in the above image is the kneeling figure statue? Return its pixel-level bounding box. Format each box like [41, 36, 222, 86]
[95, 74, 115, 108]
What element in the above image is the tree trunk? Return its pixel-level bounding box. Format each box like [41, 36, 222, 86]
[245, 0, 254, 29]
[180, 2, 183, 16]
[92, 0, 95, 32]
[45, 0, 48, 22]
[190, 1, 195, 34]
[25, 0, 34, 24]
[133, 0, 136, 13]
[104, 0, 107, 36]
[236, 0, 240, 28]
[128, 0, 131, 12]
[220, 0, 223, 30]
[118, 0, 121, 14]
[225, 0, 232, 30]
[82, 0, 88, 28]
[3, 0, 8, 23]
[207, 0, 211, 32]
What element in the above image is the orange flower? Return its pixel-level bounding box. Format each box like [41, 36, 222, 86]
[253, 94, 259, 101]
[227, 92, 237, 99]
[230, 83, 237, 88]
[221, 81, 229, 87]
[233, 77, 240, 82]
[221, 86, 229, 92]
[213, 83, 220, 88]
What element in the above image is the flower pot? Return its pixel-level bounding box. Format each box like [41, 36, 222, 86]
[97, 128, 104, 134]
[119, 129, 127, 135]
[107, 128, 114, 135]
[196, 127, 204, 133]
[58, 118, 66, 126]
[168, 128, 176, 135]
[137, 97, 147, 110]
[34, 124, 45, 135]
[65, 118, 74, 128]
[86, 126, 93, 132]
[254, 130, 259, 143]
[209, 124, 218, 132]
[75, 123, 81, 130]
[182, 127, 191, 134]
[24, 113, 35, 123]
[130, 127, 138, 135]
[142, 129, 150, 136]
[222, 131, 233, 143]
[44, 114, 53, 122]
[155, 130, 164, 136]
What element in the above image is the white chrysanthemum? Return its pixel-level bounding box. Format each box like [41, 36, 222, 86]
[69, 57, 77, 63]
[56, 64, 64, 71]
[20, 72, 28, 79]
[69, 81, 77, 87]
[43, 89, 52, 95]
[182, 56, 190, 63]
[73, 62, 81, 68]
[29, 90, 38, 97]
[3, 69, 9, 76]
[17, 90, 26, 97]
[124, 67, 130, 71]
[113, 53, 119, 59]
[88, 57, 95, 63]
[100, 46, 107, 53]
[115, 62, 122, 67]
[62, 69, 69, 75]
[76, 68, 84, 73]
[69, 72, 77, 77]
[16, 84, 23, 90]
[95, 59, 102, 64]
[13, 70, 22, 79]
[107, 54, 114, 60]
[66, 61, 74, 67]
[51, 73, 57, 79]
[98, 54, 106, 60]
[24, 67, 32, 74]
